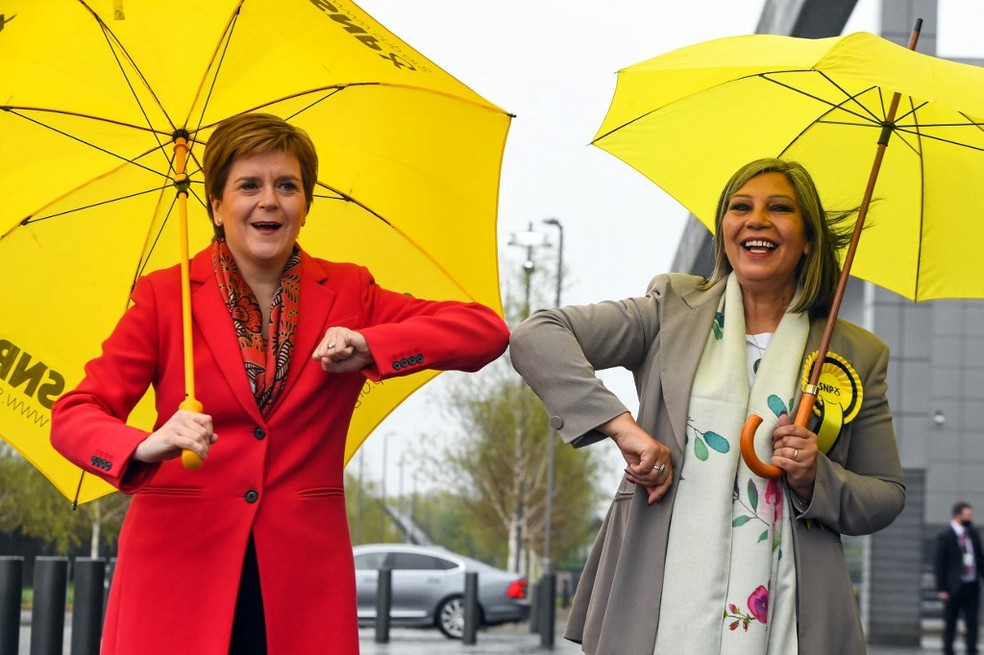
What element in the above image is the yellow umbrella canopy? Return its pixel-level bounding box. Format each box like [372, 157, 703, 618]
[593, 31, 984, 302]
[0, 0, 511, 503]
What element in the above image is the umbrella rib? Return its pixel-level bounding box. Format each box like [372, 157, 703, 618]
[761, 73, 885, 126]
[78, 1, 173, 158]
[591, 70, 883, 143]
[313, 183, 478, 301]
[186, 1, 243, 139]
[893, 125, 984, 152]
[314, 182, 390, 225]
[22, 185, 171, 225]
[134, 192, 180, 285]
[2, 108, 173, 180]
[131, 186, 211, 289]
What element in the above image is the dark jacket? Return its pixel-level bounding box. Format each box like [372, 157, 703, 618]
[936, 523, 984, 595]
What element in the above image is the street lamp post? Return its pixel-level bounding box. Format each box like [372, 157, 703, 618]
[541, 218, 562, 576]
[509, 222, 548, 319]
[511, 218, 563, 645]
[507, 223, 548, 578]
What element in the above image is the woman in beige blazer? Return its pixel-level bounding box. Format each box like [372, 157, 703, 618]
[510, 159, 905, 655]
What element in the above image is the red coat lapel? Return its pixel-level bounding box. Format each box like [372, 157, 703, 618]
[277, 252, 339, 407]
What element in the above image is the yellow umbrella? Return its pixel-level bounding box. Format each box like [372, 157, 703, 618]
[0, 0, 511, 503]
[593, 29, 984, 302]
[592, 26, 984, 476]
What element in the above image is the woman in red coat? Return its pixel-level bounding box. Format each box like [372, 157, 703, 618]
[50, 113, 509, 655]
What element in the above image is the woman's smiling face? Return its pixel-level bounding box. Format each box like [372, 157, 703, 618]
[722, 171, 811, 297]
[210, 149, 307, 277]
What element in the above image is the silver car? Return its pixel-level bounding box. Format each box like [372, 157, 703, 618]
[353, 543, 530, 638]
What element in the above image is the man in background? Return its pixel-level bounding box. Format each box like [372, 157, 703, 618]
[936, 501, 984, 655]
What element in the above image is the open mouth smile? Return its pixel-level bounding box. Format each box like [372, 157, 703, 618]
[742, 238, 777, 253]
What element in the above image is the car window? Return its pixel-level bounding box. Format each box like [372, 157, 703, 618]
[388, 552, 458, 571]
[353, 552, 387, 570]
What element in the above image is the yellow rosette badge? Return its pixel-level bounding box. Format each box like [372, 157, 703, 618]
[801, 351, 863, 454]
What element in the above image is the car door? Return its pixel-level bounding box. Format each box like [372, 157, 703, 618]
[388, 551, 462, 621]
[353, 550, 387, 619]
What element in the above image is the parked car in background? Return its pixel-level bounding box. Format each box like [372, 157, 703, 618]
[353, 543, 529, 639]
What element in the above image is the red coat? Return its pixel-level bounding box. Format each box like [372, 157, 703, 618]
[51, 248, 509, 654]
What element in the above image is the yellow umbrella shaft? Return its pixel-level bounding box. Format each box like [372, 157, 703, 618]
[174, 135, 204, 471]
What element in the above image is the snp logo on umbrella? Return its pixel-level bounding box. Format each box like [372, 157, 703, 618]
[308, 0, 421, 71]
[0, 339, 64, 412]
[0, 13, 16, 33]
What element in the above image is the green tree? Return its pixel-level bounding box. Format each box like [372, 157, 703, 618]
[0, 443, 128, 555]
[430, 256, 603, 577]
[436, 363, 602, 577]
[344, 470, 404, 545]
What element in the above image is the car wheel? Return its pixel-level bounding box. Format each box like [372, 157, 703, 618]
[436, 596, 467, 639]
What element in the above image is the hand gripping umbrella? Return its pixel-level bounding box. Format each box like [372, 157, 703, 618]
[0, 0, 511, 503]
[591, 22, 984, 477]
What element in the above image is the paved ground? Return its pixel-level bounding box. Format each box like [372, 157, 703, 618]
[355, 617, 952, 655]
[17, 610, 963, 653]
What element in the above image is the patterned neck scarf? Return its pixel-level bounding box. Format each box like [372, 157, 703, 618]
[654, 273, 807, 655]
[212, 240, 301, 417]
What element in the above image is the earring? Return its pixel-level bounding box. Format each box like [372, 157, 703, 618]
[215, 219, 223, 227]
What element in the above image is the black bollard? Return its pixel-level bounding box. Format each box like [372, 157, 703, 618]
[374, 567, 392, 644]
[31, 556, 68, 655]
[539, 573, 556, 648]
[561, 578, 571, 608]
[462, 572, 479, 645]
[71, 558, 106, 655]
[528, 583, 539, 633]
[0, 557, 24, 655]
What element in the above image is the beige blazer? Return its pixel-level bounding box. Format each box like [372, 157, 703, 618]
[510, 273, 905, 655]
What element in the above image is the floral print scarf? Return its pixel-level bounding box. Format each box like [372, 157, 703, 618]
[212, 240, 301, 417]
[653, 273, 806, 655]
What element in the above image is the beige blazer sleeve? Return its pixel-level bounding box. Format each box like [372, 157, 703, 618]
[509, 273, 691, 448]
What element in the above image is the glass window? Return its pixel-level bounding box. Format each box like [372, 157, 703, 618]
[354, 552, 387, 570]
[389, 552, 457, 571]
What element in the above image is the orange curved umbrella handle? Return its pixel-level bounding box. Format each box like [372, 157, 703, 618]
[179, 397, 204, 470]
[740, 391, 817, 479]
[739, 414, 781, 479]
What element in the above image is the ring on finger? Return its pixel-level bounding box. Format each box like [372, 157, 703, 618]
[792, 448, 799, 461]
[653, 463, 666, 477]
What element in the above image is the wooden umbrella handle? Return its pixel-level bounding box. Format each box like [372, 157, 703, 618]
[739, 415, 781, 479]
[740, 391, 817, 479]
